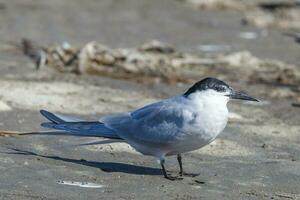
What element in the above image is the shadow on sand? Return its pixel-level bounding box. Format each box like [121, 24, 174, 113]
[2, 148, 163, 176]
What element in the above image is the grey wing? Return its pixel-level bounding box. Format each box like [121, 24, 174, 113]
[100, 100, 184, 144]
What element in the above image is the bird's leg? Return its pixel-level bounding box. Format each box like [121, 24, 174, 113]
[177, 154, 199, 177]
[177, 154, 184, 176]
[160, 159, 169, 178]
[160, 159, 182, 181]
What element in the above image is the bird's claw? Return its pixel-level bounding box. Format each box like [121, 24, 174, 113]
[164, 174, 184, 181]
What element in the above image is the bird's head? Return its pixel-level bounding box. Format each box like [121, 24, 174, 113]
[184, 77, 259, 103]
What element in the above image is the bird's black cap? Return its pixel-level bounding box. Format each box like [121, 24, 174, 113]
[184, 77, 230, 96]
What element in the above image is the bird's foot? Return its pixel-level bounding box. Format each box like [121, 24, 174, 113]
[165, 175, 184, 181]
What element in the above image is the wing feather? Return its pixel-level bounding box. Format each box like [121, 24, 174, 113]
[101, 99, 185, 144]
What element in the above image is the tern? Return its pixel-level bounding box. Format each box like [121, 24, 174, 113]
[39, 77, 258, 180]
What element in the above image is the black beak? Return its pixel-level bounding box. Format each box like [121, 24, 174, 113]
[227, 91, 259, 102]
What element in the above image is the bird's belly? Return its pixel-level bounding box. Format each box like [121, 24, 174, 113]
[166, 131, 215, 155]
[124, 130, 215, 158]
[167, 117, 228, 155]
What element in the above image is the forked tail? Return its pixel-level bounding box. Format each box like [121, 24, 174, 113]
[40, 110, 122, 139]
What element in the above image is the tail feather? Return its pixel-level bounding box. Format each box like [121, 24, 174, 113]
[40, 110, 65, 124]
[40, 110, 82, 123]
[40, 110, 122, 139]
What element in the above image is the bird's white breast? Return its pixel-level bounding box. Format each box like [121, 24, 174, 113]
[168, 91, 229, 154]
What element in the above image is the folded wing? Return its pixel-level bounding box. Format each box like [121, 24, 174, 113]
[101, 99, 184, 145]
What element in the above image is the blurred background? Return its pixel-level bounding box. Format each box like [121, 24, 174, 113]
[0, 0, 299, 199]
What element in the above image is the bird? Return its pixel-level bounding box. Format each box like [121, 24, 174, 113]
[39, 77, 258, 180]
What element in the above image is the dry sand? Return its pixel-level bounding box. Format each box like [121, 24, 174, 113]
[0, 0, 299, 199]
